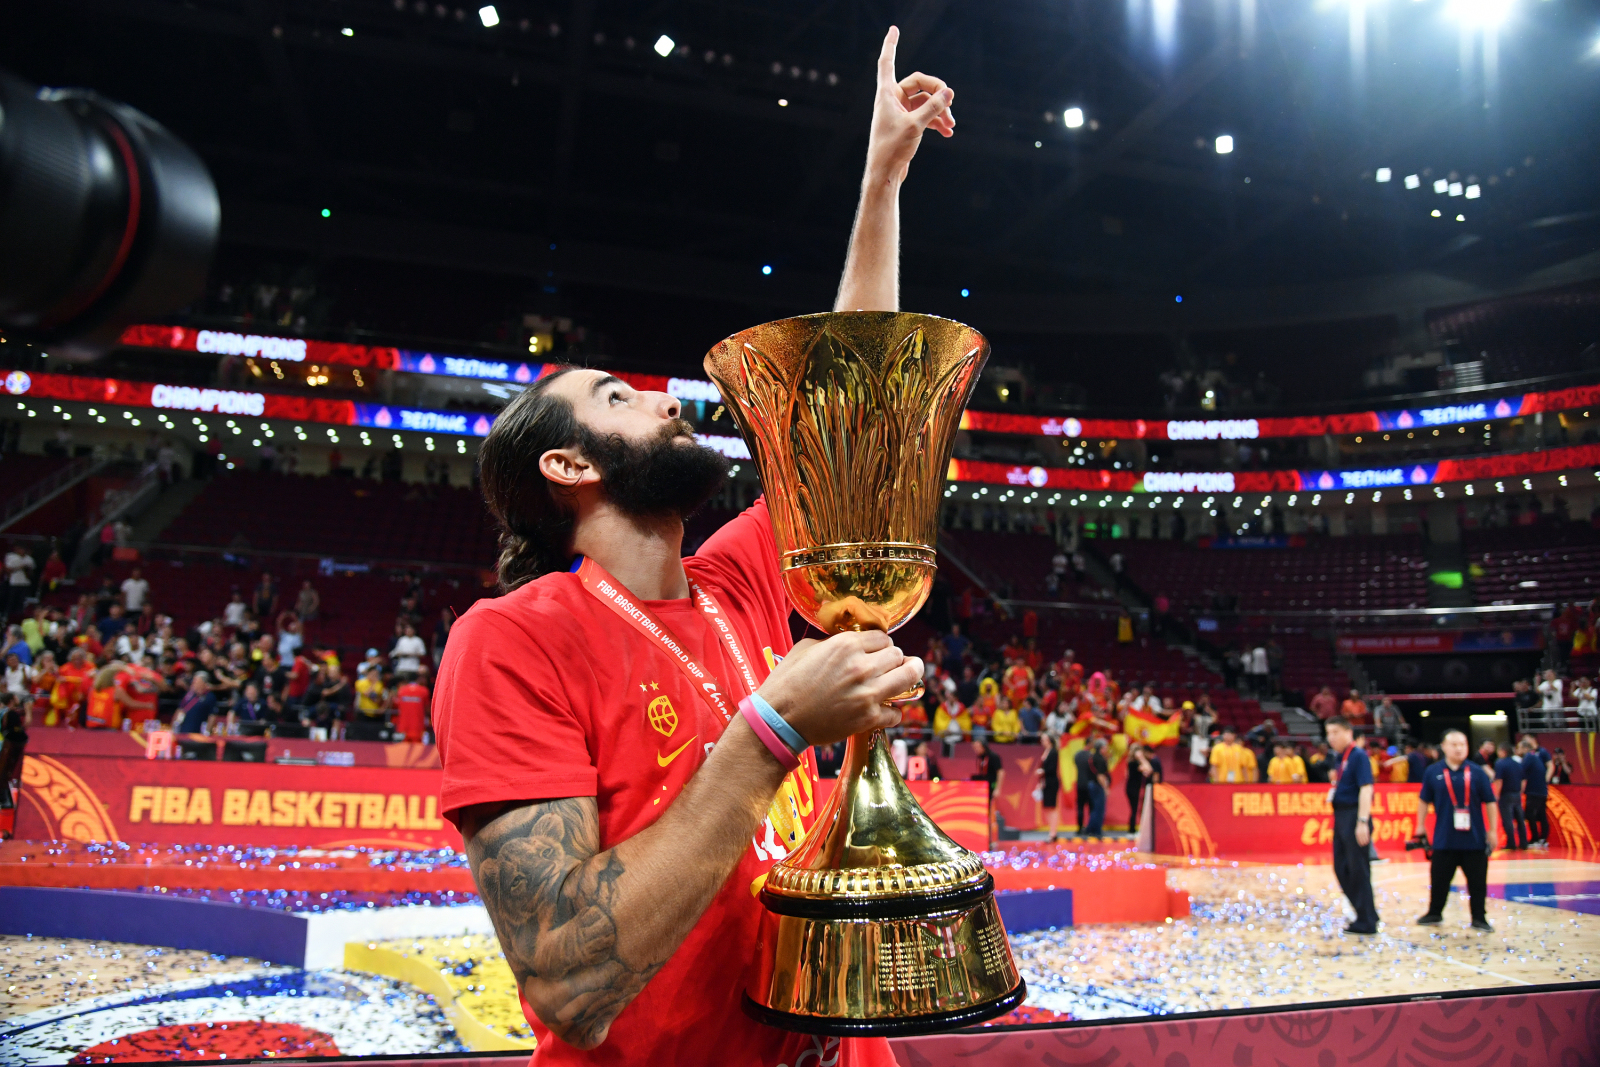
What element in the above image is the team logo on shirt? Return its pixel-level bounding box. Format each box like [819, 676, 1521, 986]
[646, 694, 678, 737]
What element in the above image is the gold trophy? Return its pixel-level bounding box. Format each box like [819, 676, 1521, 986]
[704, 311, 1025, 1035]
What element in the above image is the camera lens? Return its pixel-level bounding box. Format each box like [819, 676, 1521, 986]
[0, 69, 219, 351]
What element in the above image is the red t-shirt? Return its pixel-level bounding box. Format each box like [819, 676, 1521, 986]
[393, 682, 430, 742]
[119, 665, 163, 723]
[285, 656, 313, 699]
[434, 500, 894, 1067]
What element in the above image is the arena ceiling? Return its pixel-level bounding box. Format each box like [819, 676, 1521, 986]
[5, 0, 1600, 324]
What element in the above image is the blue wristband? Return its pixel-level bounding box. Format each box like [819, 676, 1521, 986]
[749, 693, 808, 756]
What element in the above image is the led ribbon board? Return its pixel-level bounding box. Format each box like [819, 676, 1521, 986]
[6, 370, 742, 454]
[946, 443, 1600, 492]
[957, 382, 1600, 441]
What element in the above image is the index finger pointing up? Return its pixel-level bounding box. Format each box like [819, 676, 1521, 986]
[877, 25, 899, 90]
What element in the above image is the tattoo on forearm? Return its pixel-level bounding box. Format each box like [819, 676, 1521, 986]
[466, 799, 660, 1049]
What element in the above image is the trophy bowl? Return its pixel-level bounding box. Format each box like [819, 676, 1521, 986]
[705, 311, 1026, 1035]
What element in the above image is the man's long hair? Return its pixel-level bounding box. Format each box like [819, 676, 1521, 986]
[479, 367, 730, 592]
[478, 368, 584, 591]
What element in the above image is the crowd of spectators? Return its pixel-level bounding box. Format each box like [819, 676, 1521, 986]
[0, 563, 452, 748]
[830, 621, 1204, 759]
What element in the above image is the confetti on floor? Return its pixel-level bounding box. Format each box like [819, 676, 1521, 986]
[6, 853, 1599, 1061]
[0, 941, 465, 1067]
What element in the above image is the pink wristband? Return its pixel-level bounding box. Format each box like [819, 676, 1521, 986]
[739, 696, 801, 772]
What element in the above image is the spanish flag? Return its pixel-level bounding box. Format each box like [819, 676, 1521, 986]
[1124, 706, 1181, 746]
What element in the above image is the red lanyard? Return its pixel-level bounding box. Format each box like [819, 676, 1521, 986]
[575, 556, 758, 725]
[1442, 765, 1464, 809]
[1336, 746, 1353, 780]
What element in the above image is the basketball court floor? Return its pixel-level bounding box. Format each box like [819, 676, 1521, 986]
[6, 847, 1593, 1059]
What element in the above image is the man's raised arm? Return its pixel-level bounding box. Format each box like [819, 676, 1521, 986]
[834, 25, 956, 313]
[460, 632, 921, 1050]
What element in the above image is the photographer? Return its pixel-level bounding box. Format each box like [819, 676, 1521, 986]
[1412, 728, 1499, 932]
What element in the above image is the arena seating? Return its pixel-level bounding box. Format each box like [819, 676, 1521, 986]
[1111, 535, 1431, 615]
[940, 527, 1082, 602]
[1186, 314, 1400, 407]
[1427, 280, 1600, 381]
[929, 528, 1276, 730]
[1463, 521, 1600, 605]
[1, 453, 76, 497]
[1211, 626, 1351, 706]
[159, 471, 499, 566]
[50, 557, 490, 660]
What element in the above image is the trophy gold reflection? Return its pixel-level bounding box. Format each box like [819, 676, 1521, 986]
[705, 311, 1025, 1035]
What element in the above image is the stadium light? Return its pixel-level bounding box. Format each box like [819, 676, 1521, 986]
[1375, 168, 1391, 182]
[654, 34, 675, 56]
[341, 27, 354, 37]
[1064, 107, 1085, 129]
[478, 5, 499, 28]
[1448, 0, 1515, 29]
[1215, 134, 1234, 154]
[1449, 182, 1463, 196]
[1465, 184, 1481, 198]
[1433, 179, 1449, 194]
[1404, 174, 1420, 189]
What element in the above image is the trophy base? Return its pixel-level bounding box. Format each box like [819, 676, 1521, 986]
[745, 888, 1024, 1037]
[741, 980, 1026, 1037]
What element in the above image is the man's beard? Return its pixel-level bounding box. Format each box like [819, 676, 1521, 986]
[578, 418, 732, 520]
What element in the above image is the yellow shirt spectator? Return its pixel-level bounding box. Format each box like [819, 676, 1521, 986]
[1267, 754, 1307, 783]
[1210, 740, 1258, 783]
[990, 707, 1021, 743]
[355, 673, 387, 716]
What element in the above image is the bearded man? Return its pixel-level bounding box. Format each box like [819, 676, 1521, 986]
[434, 27, 955, 1066]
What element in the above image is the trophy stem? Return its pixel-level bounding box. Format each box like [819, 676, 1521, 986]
[838, 728, 879, 782]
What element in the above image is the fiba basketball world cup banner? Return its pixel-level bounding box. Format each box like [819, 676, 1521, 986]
[1151, 783, 1600, 858]
[16, 753, 992, 853]
[17, 755, 457, 850]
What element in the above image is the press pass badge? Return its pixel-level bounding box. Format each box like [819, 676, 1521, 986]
[1443, 768, 1471, 832]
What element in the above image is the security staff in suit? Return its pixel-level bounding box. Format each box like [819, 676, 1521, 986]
[1412, 728, 1499, 932]
[1326, 716, 1379, 935]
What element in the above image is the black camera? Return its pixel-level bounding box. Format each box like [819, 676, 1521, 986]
[0, 69, 219, 353]
[1404, 834, 1432, 860]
